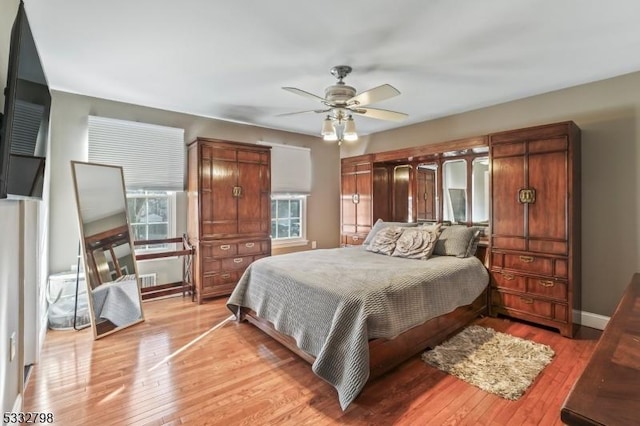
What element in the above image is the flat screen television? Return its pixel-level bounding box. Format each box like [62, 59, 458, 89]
[0, 1, 51, 200]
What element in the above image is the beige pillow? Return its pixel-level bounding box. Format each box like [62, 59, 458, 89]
[365, 226, 403, 255]
[391, 228, 440, 260]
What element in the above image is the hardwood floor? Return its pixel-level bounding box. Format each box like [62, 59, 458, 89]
[23, 296, 601, 425]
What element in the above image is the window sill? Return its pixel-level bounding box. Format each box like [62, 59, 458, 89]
[271, 239, 309, 249]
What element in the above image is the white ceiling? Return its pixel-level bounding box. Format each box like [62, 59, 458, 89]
[23, 0, 640, 137]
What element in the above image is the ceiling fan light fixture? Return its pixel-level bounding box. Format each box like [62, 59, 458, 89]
[323, 132, 338, 142]
[321, 115, 335, 137]
[343, 116, 358, 141]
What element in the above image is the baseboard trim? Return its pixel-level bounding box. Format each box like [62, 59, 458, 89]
[573, 309, 610, 330]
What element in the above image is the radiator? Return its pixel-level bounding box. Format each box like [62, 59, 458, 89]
[139, 273, 157, 288]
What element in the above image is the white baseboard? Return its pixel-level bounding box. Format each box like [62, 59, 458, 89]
[573, 309, 610, 330]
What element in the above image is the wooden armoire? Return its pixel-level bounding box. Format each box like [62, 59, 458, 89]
[489, 121, 581, 337]
[340, 154, 373, 246]
[187, 138, 271, 303]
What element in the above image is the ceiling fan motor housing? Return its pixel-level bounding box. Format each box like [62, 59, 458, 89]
[324, 84, 357, 105]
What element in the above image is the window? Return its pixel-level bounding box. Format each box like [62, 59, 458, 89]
[126, 190, 175, 250]
[271, 195, 307, 245]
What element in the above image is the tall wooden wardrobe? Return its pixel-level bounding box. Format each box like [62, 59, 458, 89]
[187, 138, 271, 303]
[340, 154, 373, 246]
[489, 121, 581, 337]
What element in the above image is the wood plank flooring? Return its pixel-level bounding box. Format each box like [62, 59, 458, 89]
[23, 296, 601, 425]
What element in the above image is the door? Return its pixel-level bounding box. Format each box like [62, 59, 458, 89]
[237, 150, 270, 235]
[416, 166, 436, 221]
[201, 144, 238, 237]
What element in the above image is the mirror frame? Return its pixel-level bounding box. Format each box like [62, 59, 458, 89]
[70, 160, 145, 339]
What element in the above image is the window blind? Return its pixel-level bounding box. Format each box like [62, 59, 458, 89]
[88, 116, 185, 191]
[257, 141, 311, 194]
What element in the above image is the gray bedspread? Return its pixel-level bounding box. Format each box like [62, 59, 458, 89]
[226, 247, 489, 410]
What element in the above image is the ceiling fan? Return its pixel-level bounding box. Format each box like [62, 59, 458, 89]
[279, 65, 408, 142]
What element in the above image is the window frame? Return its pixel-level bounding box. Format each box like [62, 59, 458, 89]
[270, 194, 308, 248]
[126, 190, 177, 253]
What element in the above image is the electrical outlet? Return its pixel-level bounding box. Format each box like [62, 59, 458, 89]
[9, 332, 16, 361]
[311, 241, 317, 249]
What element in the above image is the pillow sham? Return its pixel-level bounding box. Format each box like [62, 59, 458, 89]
[363, 218, 419, 246]
[365, 226, 403, 255]
[433, 225, 481, 258]
[391, 227, 440, 260]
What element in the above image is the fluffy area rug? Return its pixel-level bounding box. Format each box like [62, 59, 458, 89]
[421, 325, 555, 400]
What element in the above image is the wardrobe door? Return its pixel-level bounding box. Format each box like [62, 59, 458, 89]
[491, 153, 526, 251]
[355, 166, 372, 233]
[341, 169, 358, 234]
[237, 150, 270, 236]
[202, 146, 238, 238]
[416, 167, 436, 222]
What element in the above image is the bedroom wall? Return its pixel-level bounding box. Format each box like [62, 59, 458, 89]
[342, 71, 640, 318]
[48, 91, 340, 285]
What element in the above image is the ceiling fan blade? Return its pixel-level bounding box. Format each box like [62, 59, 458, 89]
[276, 108, 330, 117]
[351, 107, 408, 122]
[282, 87, 326, 103]
[347, 84, 400, 107]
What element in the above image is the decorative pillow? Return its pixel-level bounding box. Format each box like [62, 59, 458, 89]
[433, 225, 481, 258]
[363, 219, 419, 246]
[391, 228, 440, 260]
[419, 222, 443, 235]
[366, 226, 403, 255]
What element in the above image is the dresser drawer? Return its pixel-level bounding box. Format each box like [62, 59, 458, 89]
[502, 253, 553, 275]
[237, 239, 269, 255]
[343, 233, 367, 246]
[221, 256, 253, 271]
[492, 290, 553, 319]
[201, 271, 242, 292]
[492, 271, 567, 301]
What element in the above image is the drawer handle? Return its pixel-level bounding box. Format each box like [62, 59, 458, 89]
[220, 244, 231, 250]
[520, 297, 534, 304]
[502, 273, 515, 281]
[539, 280, 555, 288]
[519, 255, 534, 263]
[245, 242, 255, 248]
[233, 258, 243, 264]
[221, 273, 231, 279]
[352, 235, 359, 241]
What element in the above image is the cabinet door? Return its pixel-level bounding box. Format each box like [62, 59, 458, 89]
[355, 167, 372, 232]
[528, 149, 568, 254]
[341, 171, 357, 233]
[201, 147, 238, 237]
[416, 168, 436, 221]
[237, 151, 270, 236]
[491, 154, 526, 250]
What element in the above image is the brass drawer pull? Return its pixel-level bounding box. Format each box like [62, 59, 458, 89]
[220, 244, 231, 250]
[520, 297, 534, 304]
[352, 235, 359, 241]
[245, 242, 255, 248]
[233, 258, 243, 264]
[539, 280, 555, 287]
[502, 273, 515, 281]
[221, 273, 231, 279]
[519, 255, 534, 263]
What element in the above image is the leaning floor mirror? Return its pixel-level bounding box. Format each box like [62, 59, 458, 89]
[71, 161, 144, 339]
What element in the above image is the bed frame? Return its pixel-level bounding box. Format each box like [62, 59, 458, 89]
[240, 288, 487, 381]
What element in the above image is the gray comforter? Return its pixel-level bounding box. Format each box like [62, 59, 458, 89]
[226, 247, 489, 409]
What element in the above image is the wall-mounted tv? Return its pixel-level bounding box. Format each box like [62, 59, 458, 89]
[0, 1, 51, 200]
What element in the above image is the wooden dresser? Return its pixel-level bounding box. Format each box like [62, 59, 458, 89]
[340, 154, 373, 246]
[187, 138, 271, 303]
[561, 274, 640, 425]
[489, 122, 581, 337]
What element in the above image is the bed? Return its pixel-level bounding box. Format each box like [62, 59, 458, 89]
[227, 223, 489, 409]
[92, 275, 142, 327]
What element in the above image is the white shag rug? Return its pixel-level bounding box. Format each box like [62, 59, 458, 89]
[421, 325, 555, 400]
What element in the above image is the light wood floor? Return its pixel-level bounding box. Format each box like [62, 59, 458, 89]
[23, 296, 601, 425]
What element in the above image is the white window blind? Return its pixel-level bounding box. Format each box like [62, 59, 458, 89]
[257, 141, 311, 194]
[88, 116, 185, 191]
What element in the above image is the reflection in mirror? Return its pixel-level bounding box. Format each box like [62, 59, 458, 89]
[472, 157, 489, 225]
[443, 159, 467, 224]
[416, 163, 438, 222]
[71, 161, 144, 339]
